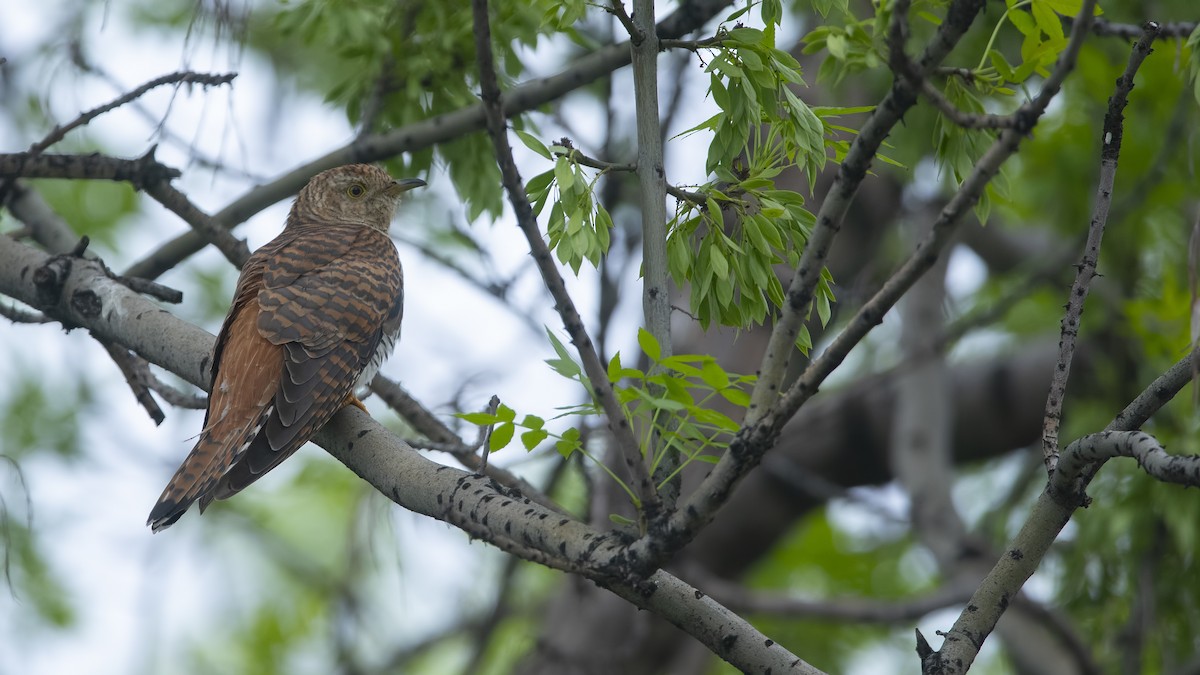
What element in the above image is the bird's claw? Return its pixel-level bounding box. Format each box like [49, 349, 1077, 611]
[343, 393, 370, 414]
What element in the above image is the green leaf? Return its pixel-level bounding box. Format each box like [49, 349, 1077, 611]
[699, 360, 731, 389]
[1030, 0, 1064, 41]
[728, 27, 765, 44]
[554, 156, 575, 190]
[520, 428, 549, 450]
[692, 406, 740, 432]
[710, 246, 729, 279]
[519, 414, 544, 430]
[545, 328, 582, 378]
[455, 411, 502, 425]
[608, 352, 623, 382]
[496, 403, 516, 422]
[609, 513, 636, 526]
[490, 422, 514, 451]
[515, 129, 551, 159]
[638, 327, 661, 361]
[817, 286, 832, 326]
[555, 426, 582, 457]
[719, 385, 752, 407]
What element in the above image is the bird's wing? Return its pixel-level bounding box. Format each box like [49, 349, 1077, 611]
[210, 224, 403, 500]
[147, 237, 289, 531]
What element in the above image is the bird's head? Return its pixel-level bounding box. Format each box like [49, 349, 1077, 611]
[291, 164, 425, 232]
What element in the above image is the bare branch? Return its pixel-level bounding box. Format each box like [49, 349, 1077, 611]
[925, 29, 1175, 668]
[0, 300, 50, 324]
[1074, 16, 1195, 39]
[0, 150, 181, 185]
[1042, 21, 1159, 473]
[27, 71, 236, 158]
[607, 0, 642, 42]
[139, 179, 251, 269]
[100, 339, 166, 426]
[916, 79, 1017, 129]
[1054, 431, 1200, 496]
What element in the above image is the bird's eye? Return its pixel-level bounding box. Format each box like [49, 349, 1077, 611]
[347, 184, 366, 198]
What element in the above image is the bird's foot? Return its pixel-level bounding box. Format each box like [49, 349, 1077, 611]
[343, 393, 370, 414]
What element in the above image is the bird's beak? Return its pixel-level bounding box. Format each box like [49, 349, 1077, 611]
[388, 178, 427, 195]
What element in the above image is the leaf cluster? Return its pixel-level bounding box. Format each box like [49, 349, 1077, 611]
[520, 137, 615, 274]
[458, 329, 754, 509]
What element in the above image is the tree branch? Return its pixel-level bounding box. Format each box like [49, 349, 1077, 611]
[471, 0, 659, 516]
[928, 347, 1198, 673]
[1042, 22, 1159, 473]
[744, 0, 987, 421]
[0, 150, 252, 270]
[628, 0, 678, 511]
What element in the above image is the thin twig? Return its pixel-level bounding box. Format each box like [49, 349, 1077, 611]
[144, 375, 208, 410]
[140, 179, 251, 269]
[28, 71, 236, 158]
[71, 54, 263, 182]
[1073, 16, 1195, 39]
[564, 148, 705, 204]
[607, 0, 642, 42]
[1042, 22, 1159, 474]
[369, 375, 561, 511]
[111, 274, 184, 304]
[100, 339, 166, 426]
[0, 301, 51, 323]
[0, 71, 235, 205]
[478, 394, 501, 470]
[471, 0, 659, 515]
[917, 79, 1017, 129]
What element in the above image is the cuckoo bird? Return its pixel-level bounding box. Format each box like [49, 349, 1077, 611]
[148, 164, 425, 532]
